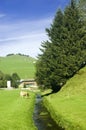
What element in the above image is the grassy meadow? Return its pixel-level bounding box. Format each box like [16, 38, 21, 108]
[0, 55, 36, 79]
[43, 66, 86, 130]
[0, 89, 37, 130]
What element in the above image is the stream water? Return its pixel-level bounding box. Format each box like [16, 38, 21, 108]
[33, 94, 64, 130]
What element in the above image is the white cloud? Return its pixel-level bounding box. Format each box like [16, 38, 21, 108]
[0, 13, 6, 18]
[0, 33, 48, 58]
[0, 17, 52, 57]
[0, 32, 46, 42]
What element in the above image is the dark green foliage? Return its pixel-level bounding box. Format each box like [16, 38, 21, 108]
[4, 74, 12, 80]
[79, 0, 86, 19]
[46, 9, 63, 44]
[36, 0, 86, 92]
[6, 54, 14, 56]
[0, 71, 6, 88]
[0, 71, 20, 88]
[11, 73, 20, 88]
[3, 74, 12, 87]
[6, 53, 30, 57]
[0, 71, 4, 80]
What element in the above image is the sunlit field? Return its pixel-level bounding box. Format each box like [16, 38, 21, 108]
[0, 89, 37, 130]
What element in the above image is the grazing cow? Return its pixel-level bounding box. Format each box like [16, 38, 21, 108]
[20, 91, 29, 98]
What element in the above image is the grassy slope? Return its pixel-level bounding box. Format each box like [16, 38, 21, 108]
[0, 55, 36, 79]
[0, 89, 37, 130]
[43, 66, 86, 130]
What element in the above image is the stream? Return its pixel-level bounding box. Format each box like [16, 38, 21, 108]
[33, 94, 64, 130]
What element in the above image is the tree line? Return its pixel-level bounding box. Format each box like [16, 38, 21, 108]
[6, 53, 30, 57]
[35, 0, 86, 92]
[0, 71, 20, 88]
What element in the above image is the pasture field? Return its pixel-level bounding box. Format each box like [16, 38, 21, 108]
[0, 55, 36, 79]
[43, 66, 86, 130]
[0, 89, 37, 130]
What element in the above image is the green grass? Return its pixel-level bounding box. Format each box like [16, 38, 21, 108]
[0, 89, 37, 130]
[43, 66, 86, 130]
[0, 55, 36, 79]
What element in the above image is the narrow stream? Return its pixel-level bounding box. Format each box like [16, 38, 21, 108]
[33, 94, 64, 130]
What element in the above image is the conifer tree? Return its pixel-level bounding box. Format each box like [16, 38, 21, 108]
[79, 0, 86, 19]
[36, 0, 86, 92]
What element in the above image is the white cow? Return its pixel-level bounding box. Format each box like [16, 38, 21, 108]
[20, 91, 29, 98]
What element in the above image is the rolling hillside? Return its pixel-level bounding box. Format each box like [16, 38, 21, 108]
[44, 66, 86, 130]
[0, 54, 36, 79]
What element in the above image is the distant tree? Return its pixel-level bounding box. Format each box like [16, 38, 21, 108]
[0, 71, 20, 88]
[11, 73, 20, 81]
[17, 53, 30, 57]
[11, 73, 20, 88]
[0, 71, 4, 80]
[4, 74, 12, 80]
[6, 54, 14, 56]
[0, 71, 5, 88]
[3, 74, 12, 87]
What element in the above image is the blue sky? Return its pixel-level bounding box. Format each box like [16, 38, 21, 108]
[0, 0, 70, 58]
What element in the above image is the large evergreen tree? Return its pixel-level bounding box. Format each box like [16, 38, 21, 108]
[36, 0, 86, 92]
[79, 0, 86, 19]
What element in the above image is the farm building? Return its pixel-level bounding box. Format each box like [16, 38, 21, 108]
[19, 79, 38, 90]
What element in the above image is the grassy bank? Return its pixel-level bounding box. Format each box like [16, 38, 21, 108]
[43, 66, 86, 130]
[0, 89, 37, 130]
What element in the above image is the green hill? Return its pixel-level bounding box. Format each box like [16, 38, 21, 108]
[0, 54, 36, 79]
[59, 66, 86, 96]
[44, 66, 86, 130]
